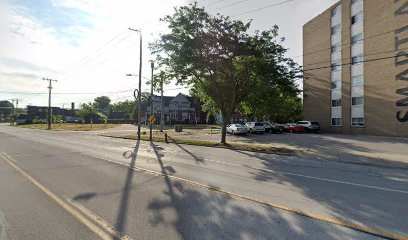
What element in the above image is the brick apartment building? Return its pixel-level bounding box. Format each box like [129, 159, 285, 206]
[303, 0, 408, 137]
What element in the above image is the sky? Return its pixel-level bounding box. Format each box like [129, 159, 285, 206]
[0, 0, 338, 108]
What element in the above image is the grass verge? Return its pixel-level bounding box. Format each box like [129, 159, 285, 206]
[114, 134, 298, 155]
[17, 123, 120, 131]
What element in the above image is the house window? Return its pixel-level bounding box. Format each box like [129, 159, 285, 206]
[351, 33, 363, 45]
[331, 118, 342, 126]
[332, 99, 342, 107]
[351, 75, 364, 86]
[331, 80, 340, 89]
[331, 24, 341, 35]
[331, 43, 341, 53]
[352, 55, 364, 65]
[351, 0, 361, 5]
[352, 96, 364, 106]
[352, 117, 364, 127]
[351, 12, 363, 25]
[331, 5, 341, 17]
[331, 60, 341, 71]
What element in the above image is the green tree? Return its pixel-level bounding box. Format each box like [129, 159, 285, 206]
[150, 3, 301, 143]
[33, 116, 41, 124]
[55, 115, 63, 127]
[94, 96, 111, 115]
[111, 100, 136, 120]
[76, 103, 97, 123]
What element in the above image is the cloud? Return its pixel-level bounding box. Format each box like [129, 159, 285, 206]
[0, 70, 38, 79]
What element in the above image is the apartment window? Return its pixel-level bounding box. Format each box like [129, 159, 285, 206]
[351, 12, 363, 25]
[332, 99, 342, 107]
[351, 75, 364, 86]
[331, 24, 341, 35]
[352, 96, 364, 106]
[331, 5, 341, 17]
[331, 80, 340, 89]
[351, 33, 363, 44]
[331, 60, 342, 71]
[352, 55, 364, 65]
[351, 0, 361, 5]
[331, 43, 341, 53]
[331, 118, 342, 126]
[352, 117, 364, 127]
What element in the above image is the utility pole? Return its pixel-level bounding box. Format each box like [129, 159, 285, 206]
[129, 27, 142, 140]
[9, 98, 20, 125]
[160, 78, 164, 132]
[42, 78, 58, 130]
[149, 61, 154, 141]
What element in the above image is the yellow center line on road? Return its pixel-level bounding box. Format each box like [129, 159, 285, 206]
[81, 152, 408, 240]
[0, 151, 131, 240]
[65, 198, 133, 240]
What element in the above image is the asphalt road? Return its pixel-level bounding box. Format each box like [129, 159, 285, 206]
[0, 124, 407, 239]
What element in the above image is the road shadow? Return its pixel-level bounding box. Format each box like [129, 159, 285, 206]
[145, 143, 377, 239]
[234, 147, 408, 236]
[114, 140, 140, 234]
[172, 141, 206, 165]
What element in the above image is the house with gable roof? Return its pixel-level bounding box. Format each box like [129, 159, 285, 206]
[146, 93, 204, 124]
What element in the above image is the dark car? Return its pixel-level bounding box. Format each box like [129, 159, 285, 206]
[270, 122, 283, 133]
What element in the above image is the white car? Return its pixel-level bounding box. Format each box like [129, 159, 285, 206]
[245, 122, 265, 134]
[226, 124, 248, 135]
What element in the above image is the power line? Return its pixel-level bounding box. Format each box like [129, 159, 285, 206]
[231, 0, 295, 17]
[206, 0, 230, 7]
[57, 33, 133, 77]
[305, 46, 408, 68]
[55, 29, 129, 75]
[60, 40, 139, 80]
[303, 54, 398, 72]
[210, 0, 249, 11]
[0, 88, 135, 95]
[295, 29, 397, 59]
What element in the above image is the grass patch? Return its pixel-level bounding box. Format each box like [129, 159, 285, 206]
[118, 134, 297, 154]
[17, 123, 120, 131]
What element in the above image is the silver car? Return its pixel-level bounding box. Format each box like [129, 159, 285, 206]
[296, 121, 320, 133]
[227, 124, 248, 135]
[245, 122, 265, 134]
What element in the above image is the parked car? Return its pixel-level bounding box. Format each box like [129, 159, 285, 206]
[263, 122, 272, 133]
[245, 122, 265, 134]
[263, 121, 283, 133]
[296, 121, 320, 133]
[270, 122, 284, 133]
[283, 123, 305, 133]
[226, 124, 248, 135]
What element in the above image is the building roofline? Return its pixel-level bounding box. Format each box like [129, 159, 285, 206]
[303, 1, 340, 28]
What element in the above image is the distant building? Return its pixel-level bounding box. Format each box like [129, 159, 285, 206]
[27, 104, 77, 122]
[146, 93, 204, 124]
[303, 0, 408, 137]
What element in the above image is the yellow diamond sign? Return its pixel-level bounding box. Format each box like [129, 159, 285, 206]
[148, 115, 156, 124]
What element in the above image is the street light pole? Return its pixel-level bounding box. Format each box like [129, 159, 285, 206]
[129, 27, 142, 140]
[150, 61, 154, 141]
[160, 78, 164, 132]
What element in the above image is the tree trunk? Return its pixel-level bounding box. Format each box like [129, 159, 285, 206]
[221, 112, 227, 144]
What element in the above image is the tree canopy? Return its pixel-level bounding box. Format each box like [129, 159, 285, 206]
[94, 96, 111, 115]
[150, 3, 302, 143]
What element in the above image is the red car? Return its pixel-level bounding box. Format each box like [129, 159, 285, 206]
[283, 123, 305, 133]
